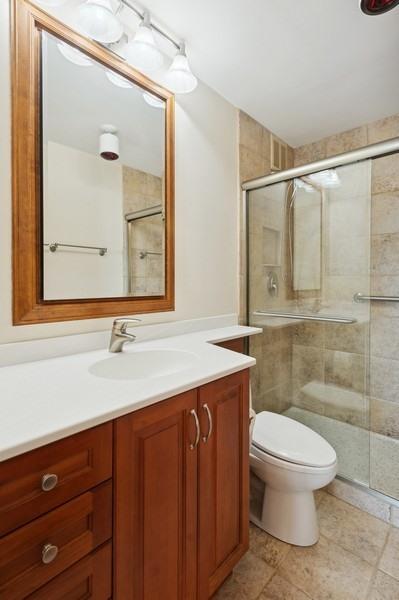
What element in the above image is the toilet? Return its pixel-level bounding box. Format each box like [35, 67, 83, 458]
[250, 411, 337, 547]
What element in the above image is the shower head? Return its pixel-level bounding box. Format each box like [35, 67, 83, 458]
[360, 0, 399, 15]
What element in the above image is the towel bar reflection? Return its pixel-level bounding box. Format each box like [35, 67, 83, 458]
[44, 243, 107, 256]
[354, 293, 399, 302]
[253, 310, 357, 324]
[139, 250, 162, 259]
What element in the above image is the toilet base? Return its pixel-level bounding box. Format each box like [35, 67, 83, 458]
[251, 485, 319, 546]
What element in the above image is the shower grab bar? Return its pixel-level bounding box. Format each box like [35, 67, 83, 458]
[253, 310, 357, 324]
[354, 293, 399, 303]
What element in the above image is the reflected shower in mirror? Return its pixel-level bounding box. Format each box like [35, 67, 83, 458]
[41, 32, 166, 300]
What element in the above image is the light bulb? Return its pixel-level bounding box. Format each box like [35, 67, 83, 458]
[77, 0, 123, 44]
[57, 42, 94, 66]
[106, 70, 133, 88]
[125, 13, 163, 73]
[164, 43, 197, 94]
[143, 92, 165, 109]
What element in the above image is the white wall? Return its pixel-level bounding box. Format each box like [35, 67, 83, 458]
[44, 142, 124, 300]
[0, 3, 239, 343]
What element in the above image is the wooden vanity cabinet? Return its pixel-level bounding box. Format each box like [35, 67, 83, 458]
[114, 368, 250, 600]
[198, 370, 249, 599]
[0, 366, 249, 599]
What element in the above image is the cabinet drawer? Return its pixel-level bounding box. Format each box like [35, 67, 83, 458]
[26, 543, 112, 600]
[0, 481, 112, 600]
[0, 422, 112, 536]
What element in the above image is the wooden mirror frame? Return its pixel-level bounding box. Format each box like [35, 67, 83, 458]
[11, 0, 175, 324]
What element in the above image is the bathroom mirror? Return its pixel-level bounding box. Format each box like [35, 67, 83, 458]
[12, 0, 174, 324]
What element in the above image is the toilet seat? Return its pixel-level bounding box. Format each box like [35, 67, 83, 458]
[252, 411, 336, 468]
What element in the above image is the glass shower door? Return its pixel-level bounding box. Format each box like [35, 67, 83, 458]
[247, 160, 372, 486]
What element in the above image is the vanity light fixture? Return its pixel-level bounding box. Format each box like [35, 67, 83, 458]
[39, 0, 198, 94]
[77, 0, 123, 44]
[105, 69, 134, 88]
[125, 11, 164, 73]
[142, 92, 165, 109]
[164, 43, 198, 94]
[57, 41, 94, 66]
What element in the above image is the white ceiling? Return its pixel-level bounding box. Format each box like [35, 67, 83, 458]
[43, 32, 165, 176]
[39, 0, 399, 148]
[139, 0, 399, 147]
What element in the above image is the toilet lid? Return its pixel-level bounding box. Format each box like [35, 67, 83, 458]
[252, 411, 336, 468]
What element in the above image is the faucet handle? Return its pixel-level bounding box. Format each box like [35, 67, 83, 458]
[113, 317, 141, 333]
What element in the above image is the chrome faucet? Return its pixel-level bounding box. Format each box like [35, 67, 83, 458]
[109, 318, 141, 353]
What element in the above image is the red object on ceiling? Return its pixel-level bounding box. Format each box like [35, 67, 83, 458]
[360, 0, 399, 14]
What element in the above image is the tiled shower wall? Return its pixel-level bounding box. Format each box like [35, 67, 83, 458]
[239, 112, 296, 414]
[122, 166, 164, 296]
[294, 114, 399, 498]
[242, 111, 399, 499]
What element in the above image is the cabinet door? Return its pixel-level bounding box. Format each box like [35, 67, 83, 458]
[198, 370, 250, 599]
[114, 390, 199, 600]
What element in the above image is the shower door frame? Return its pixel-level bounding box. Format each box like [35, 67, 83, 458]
[242, 136, 399, 325]
[242, 136, 399, 494]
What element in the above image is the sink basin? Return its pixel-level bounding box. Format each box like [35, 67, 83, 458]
[89, 349, 198, 381]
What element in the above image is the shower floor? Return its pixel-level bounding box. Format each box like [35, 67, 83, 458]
[284, 406, 369, 485]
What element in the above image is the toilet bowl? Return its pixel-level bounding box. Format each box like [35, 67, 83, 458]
[250, 411, 337, 546]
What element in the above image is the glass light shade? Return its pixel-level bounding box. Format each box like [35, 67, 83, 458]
[164, 50, 197, 94]
[125, 22, 164, 73]
[77, 0, 123, 44]
[106, 70, 133, 88]
[57, 42, 94, 67]
[143, 92, 165, 109]
[37, 0, 68, 6]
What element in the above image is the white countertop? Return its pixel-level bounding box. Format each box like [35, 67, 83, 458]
[0, 326, 260, 462]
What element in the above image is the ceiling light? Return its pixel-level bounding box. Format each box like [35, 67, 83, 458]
[105, 69, 133, 88]
[164, 43, 197, 94]
[308, 170, 340, 189]
[143, 92, 165, 109]
[99, 124, 119, 161]
[77, 0, 123, 44]
[57, 41, 94, 66]
[125, 12, 163, 73]
[360, 0, 399, 15]
[295, 179, 315, 194]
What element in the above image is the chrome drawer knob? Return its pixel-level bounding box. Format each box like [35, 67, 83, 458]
[41, 473, 58, 492]
[42, 543, 58, 564]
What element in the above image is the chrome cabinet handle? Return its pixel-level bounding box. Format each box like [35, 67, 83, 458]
[202, 403, 213, 443]
[41, 473, 58, 492]
[42, 543, 58, 564]
[189, 409, 200, 450]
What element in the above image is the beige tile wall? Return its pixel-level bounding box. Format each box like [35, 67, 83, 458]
[243, 111, 399, 498]
[122, 166, 164, 296]
[294, 114, 399, 499]
[239, 111, 294, 411]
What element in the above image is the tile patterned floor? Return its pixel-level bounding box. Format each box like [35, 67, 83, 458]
[214, 491, 399, 600]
